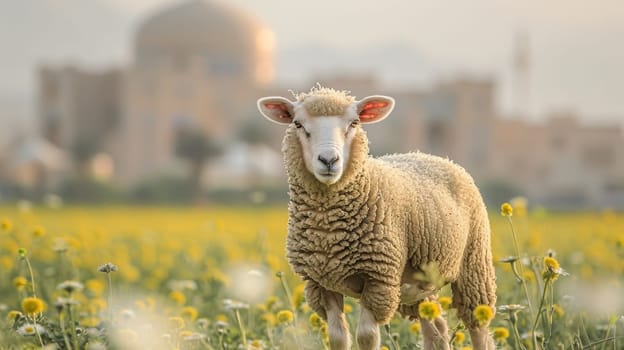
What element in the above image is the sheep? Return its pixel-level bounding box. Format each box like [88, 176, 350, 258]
[257, 86, 497, 350]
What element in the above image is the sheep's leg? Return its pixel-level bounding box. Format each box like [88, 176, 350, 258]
[358, 280, 400, 350]
[304, 280, 328, 319]
[451, 219, 497, 350]
[323, 289, 351, 350]
[469, 327, 493, 350]
[304, 280, 351, 349]
[356, 304, 380, 350]
[420, 316, 451, 350]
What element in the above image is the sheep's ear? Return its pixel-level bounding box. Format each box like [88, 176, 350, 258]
[356, 95, 395, 124]
[257, 97, 295, 125]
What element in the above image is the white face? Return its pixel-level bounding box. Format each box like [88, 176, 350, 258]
[293, 110, 360, 184]
[258, 94, 395, 186]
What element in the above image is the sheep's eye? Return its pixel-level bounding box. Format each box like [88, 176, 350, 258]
[350, 120, 359, 128]
[294, 121, 303, 128]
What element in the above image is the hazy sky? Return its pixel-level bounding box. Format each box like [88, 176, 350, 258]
[106, 0, 624, 120]
[2, 0, 624, 122]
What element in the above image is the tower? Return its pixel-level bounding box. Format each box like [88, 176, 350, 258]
[512, 30, 531, 118]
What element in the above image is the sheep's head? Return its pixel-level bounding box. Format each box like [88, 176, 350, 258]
[257, 86, 395, 185]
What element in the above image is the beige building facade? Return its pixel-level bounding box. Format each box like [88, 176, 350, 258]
[39, 0, 274, 186]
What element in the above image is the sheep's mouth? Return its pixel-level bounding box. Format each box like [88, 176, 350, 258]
[315, 171, 341, 185]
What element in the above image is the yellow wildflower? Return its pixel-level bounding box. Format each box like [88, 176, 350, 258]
[293, 284, 305, 308]
[309, 312, 323, 329]
[1, 218, 13, 232]
[169, 290, 186, 305]
[22, 297, 45, 315]
[344, 304, 353, 314]
[13, 276, 28, 290]
[439, 296, 452, 310]
[179, 330, 193, 338]
[265, 295, 279, 310]
[0, 256, 14, 270]
[319, 324, 329, 339]
[380, 346, 390, 350]
[493, 327, 510, 341]
[454, 331, 466, 345]
[32, 225, 46, 237]
[472, 305, 494, 326]
[543, 256, 560, 270]
[500, 203, 513, 217]
[86, 279, 105, 296]
[410, 322, 421, 334]
[180, 306, 198, 322]
[542, 256, 565, 281]
[81, 317, 101, 327]
[216, 314, 228, 322]
[277, 310, 294, 324]
[249, 339, 264, 349]
[262, 312, 276, 326]
[552, 304, 565, 317]
[522, 270, 535, 283]
[7, 310, 21, 322]
[418, 301, 440, 321]
[265, 254, 281, 272]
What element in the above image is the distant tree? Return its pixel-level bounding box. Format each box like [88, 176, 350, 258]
[237, 119, 274, 146]
[71, 136, 99, 177]
[174, 128, 221, 202]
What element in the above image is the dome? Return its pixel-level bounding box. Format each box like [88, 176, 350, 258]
[134, 0, 273, 79]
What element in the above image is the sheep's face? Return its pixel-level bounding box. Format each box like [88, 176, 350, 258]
[258, 94, 395, 185]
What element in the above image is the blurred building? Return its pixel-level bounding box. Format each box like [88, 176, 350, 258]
[28, 0, 624, 207]
[38, 0, 276, 186]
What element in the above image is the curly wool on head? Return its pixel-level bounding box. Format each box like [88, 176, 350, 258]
[292, 85, 356, 117]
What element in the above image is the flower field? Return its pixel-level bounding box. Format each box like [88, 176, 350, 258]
[1, 202, 623, 349]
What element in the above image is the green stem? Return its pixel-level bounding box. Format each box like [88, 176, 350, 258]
[532, 278, 551, 350]
[107, 272, 114, 324]
[508, 317, 527, 350]
[384, 324, 400, 350]
[24, 256, 37, 298]
[60, 313, 73, 350]
[277, 272, 297, 316]
[68, 303, 79, 350]
[235, 309, 247, 347]
[506, 217, 534, 316]
[218, 332, 224, 350]
[32, 316, 45, 347]
[546, 283, 555, 345]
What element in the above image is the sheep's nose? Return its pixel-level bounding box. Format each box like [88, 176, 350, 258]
[318, 154, 339, 168]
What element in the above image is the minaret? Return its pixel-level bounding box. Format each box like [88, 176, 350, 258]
[512, 30, 531, 118]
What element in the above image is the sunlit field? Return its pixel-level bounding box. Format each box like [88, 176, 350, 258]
[1, 202, 623, 349]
